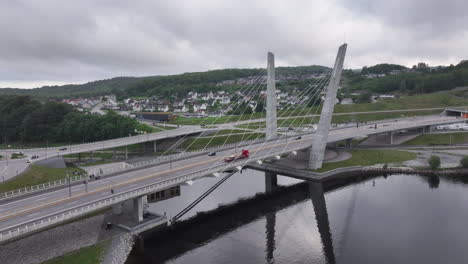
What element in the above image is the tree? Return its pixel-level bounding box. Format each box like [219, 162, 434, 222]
[428, 155, 441, 170]
[255, 100, 264, 113]
[356, 92, 372, 103]
[460, 156, 468, 168]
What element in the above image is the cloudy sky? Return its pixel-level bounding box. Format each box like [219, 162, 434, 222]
[1, 0, 467, 88]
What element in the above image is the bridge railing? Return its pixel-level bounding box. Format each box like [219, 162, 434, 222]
[0, 138, 266, 201]
[1, 127, 202, 152]
[0, 141, 302, 243]
[0, 175, 88, 201]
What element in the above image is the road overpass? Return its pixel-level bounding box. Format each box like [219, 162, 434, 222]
[1, 43, 467, 244]
[0, 114, 460, 243]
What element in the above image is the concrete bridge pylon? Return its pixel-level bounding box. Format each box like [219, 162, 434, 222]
[266, 52, 278, 140]
[309, 43, 348, 169]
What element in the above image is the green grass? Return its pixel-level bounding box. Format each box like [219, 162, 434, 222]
[402, 132, 468, 146]
[0, 165, 86, 193]
[170, 91, 467, 126]
[41, 243, 105, 264]
[79, 160, 114, 167]
[182, 133, 265, 151]
[315, 149, 417, 172]
[64, 152, 114, 159]
[206, 129, 255, 136]
[236, 110, 441, 129]
[10, 153, 26, 159]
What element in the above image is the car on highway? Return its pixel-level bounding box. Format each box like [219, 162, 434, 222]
[295, 136, 302, 140]
[208, 152, 216, 156]
[26, 159, 31, 163]
[224, 150, 249, 162]
[59, 147, 68, 151]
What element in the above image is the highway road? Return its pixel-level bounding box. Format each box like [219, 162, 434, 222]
[0, 107, 462, 179]
[0, 115, 460, 236]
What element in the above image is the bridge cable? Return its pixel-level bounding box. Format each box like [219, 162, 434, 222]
[153, 69, 267, 158]
[195, 69, 333, 179]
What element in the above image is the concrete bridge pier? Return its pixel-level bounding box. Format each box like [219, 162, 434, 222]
[133, 196, 148, 222]
[309, 182, 335, 263]
[423, 125, 434, 134]
[387, 131, 395, 145]
[345, 138, 353, 148]
[153, 140, 157, 153]
[265, 172, 278, 193]
[265, 211, 276, 262]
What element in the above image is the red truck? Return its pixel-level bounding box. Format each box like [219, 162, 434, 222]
[224, 149, 250, 162]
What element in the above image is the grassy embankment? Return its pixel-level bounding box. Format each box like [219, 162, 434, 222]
[182, 133, 265, 151]
[0, 165, 85, 193]
[42, 243, 105, 264]
[402, 132, 468, 146]
[315, 149, 417, 173]
[170, 91, 468, 126]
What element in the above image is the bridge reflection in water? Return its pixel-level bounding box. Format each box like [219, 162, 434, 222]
[126, 172, 373, 264]
[264, 182, 335, 264]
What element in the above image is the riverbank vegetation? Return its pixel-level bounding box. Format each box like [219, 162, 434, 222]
[41, 243, 105, 264]
[402, 132, 468, 146]
[182, 133, 265, 151]
[316, 149, 417, 173]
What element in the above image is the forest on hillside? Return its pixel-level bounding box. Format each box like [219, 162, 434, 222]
[345, 60, 468, 95]
[0, 66, 328, 99]
[0, 95, 151, 144]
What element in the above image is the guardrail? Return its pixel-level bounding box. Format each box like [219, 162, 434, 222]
[0, 175, 88, 201]
[0, 117, 459, 202]
[0, 141, 303, 243]
[0, 137, 268, 201]
[1, 127, 206, 152]
[0, 117, 463, 242]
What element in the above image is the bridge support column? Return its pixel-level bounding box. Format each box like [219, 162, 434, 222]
[266, 52, 278, 140]
[309, 44, 347, 170]
[153, 141, 157, 153]
[423, 125, 433, 134]
[309, 182, 335, 263]
[345, 138, 353, 148]
[265, 172, 278, 193]
[265, 211, 276, 262]
[133, 196, 147, 223]
[387, 131, 394, 145]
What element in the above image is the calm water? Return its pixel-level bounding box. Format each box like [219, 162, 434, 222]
[128, 171, 468, 264]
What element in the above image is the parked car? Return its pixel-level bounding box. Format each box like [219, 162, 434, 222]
[208, 152, 216, 156]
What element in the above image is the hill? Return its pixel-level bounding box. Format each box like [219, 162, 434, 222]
[0, 66, 329, 99]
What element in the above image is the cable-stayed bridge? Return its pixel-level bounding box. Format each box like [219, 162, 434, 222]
[0, 43, 463, 243]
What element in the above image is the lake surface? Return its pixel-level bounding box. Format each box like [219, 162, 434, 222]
[127, 170, 468, 264]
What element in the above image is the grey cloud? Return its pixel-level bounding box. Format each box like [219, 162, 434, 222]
[0, 0, 468, 88]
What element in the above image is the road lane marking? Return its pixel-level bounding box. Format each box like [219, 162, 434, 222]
[0, 140, 285, 221]
[0, 118, 456, 222]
